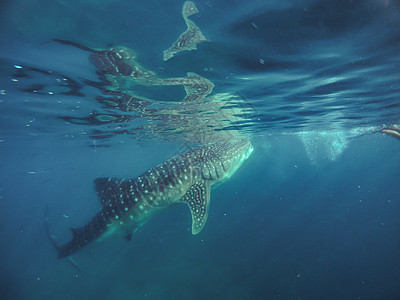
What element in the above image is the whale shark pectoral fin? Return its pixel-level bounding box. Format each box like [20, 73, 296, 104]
[180, 181, 211, 235]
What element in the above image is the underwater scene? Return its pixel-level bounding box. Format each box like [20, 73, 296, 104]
[1, 0, 400, 299]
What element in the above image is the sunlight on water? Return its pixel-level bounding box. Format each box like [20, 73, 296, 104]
[297, 130, 349, 164]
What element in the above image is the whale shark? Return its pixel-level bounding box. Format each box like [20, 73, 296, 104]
[48, 138, 253, 258]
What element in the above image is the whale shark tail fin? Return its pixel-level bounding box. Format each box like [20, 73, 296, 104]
[44, 206, 81, 271]
[44, 205, 60, 251]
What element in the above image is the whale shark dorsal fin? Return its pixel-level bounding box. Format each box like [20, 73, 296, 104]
[94, 177, 124, 207]
[180, 181, 211, 235]
[70, 227, 82, 239]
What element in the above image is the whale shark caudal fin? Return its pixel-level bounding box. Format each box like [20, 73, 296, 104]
[44, 206, 81, 270]
[180, 180, 211, 235]
[44, 205, 60, 251]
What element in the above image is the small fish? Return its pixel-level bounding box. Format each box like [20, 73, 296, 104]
[381, 125, 400, 140]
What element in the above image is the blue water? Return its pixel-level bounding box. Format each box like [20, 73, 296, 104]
[1, 0, 400, 299]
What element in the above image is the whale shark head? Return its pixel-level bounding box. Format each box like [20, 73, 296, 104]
[198, 138, 253, 182]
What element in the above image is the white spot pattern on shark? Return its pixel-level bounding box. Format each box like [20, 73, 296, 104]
[52, 138, 253, 258]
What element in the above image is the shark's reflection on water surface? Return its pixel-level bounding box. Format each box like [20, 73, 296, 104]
[45, 1, 400, 264]
[56, 40, 255, 144]
[46, 1, 255, 262]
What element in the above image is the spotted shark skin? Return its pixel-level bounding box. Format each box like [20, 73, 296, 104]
[163, 1, 207, 61]
[55, 138, 253, 258]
